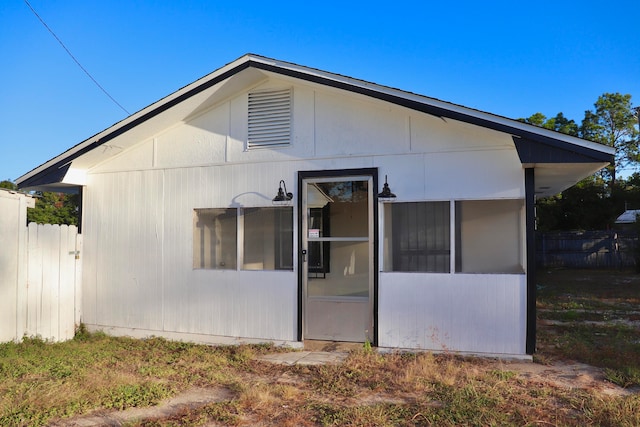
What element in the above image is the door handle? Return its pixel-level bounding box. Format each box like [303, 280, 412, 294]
[301, 249, 307, 262]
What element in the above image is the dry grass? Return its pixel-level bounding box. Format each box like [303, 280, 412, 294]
[1, 269, 639, 426]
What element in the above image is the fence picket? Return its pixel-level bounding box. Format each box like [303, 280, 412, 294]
[26, 223, 42, 338]
[60, 225, 76, 340]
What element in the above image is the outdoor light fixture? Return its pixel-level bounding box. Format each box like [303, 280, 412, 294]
[377, 175, 396, 200]
[273, 180, 293, 204]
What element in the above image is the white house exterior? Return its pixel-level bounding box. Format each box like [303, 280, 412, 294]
[17, 54, 613, 358]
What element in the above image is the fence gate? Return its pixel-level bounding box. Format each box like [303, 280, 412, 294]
[1, 219, 81, 343]
[24, 223, 82, 341]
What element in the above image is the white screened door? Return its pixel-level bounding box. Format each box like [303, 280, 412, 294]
[301, 175, 374, 342]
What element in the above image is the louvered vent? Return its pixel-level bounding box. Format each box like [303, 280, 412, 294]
[248, 88, 292, 148]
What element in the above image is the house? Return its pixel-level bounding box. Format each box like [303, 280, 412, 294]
[16, 54, 613, 358]
[615, 209, 640, 229]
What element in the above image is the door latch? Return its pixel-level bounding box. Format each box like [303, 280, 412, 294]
[301, 249, 307, 262]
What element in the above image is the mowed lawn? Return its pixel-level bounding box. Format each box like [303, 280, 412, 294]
[0, 269, 638, 426]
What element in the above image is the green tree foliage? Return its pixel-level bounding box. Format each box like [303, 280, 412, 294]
[0, 179, 17, 190]
[1, 180, 79, 226]
[524, 93, 639, 231]
[27, 192, 80, 226]
[520, 112, 579, 136]
[536, 175, 611, 231]
[581, 93, 639, 187]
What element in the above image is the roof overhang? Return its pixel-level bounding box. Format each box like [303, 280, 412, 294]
[16, 54, 614, 194]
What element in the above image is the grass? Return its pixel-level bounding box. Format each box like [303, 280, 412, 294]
[0, 269, 639, 426]
[537, 269, 640, 388]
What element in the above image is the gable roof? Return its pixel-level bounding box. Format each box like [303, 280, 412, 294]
[16, 54, 614, 194]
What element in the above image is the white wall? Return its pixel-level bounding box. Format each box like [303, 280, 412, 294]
[90, 79, 524, 202]
[82, 169, 299, 342]
[81, 77, 528, 352]
[378, 273, 527, 355]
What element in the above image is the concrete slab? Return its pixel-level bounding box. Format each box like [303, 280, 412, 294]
[257, 351, 348, 366]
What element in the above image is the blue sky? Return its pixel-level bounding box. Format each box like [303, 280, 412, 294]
[2, 0, 639, 182]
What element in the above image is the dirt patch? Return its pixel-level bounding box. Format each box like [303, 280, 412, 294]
[493, 360, 638, 397]
[50, 387, 233, 427]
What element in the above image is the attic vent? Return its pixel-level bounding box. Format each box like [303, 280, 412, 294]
[248, 88, 292, 148]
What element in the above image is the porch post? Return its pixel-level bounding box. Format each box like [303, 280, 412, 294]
[525, 167, 536, 355]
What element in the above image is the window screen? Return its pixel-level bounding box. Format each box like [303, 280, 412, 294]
[193, 208, 237, 269]
[455, 200, 523, 273]
[243, 207, 293, 270]
[384, 202, 450, 272]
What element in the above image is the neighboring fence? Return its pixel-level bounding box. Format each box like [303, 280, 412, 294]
[0, 189, 81, 343]
[537, 230, 638, 269]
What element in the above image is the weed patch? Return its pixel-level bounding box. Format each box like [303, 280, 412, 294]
[102, 382, 173, 410]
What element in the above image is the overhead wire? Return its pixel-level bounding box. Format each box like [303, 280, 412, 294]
[23, 0, 131, 115]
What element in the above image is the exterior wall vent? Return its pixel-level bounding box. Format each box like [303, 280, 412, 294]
[248, 88, 292, 148]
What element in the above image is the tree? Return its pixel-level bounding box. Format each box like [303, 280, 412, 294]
[1, 180, 79, 226]
[27, 192, 80, 226]
[522, 94, 639, 231]
[580, 93, 639, 188]
[536, 174, 612, 231]
[519, 112, 579, 136]
[0, 179, 17, 190]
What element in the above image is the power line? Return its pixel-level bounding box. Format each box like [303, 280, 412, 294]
[23, 0, 130, 115]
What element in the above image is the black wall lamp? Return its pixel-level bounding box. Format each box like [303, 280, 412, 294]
[273, 180, 293, 203]
[377, 175, 396, 200]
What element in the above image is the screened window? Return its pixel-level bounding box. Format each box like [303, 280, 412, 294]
[383, 199, 524, 274]
[384, 202, 450, 272]
[193, 208, 237, 269]
[243, 207, 293, 270]
[247, 88, 292, 148]
[455, 200, 523, 273]
[193, 207, 294, 271]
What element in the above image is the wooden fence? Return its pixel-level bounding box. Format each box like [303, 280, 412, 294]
[537, 230, 638, 269]
[1, 189, 81, 343]
[25, 223, 82, 341]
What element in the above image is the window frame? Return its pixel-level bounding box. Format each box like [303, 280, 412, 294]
[192, 208, 238, 270]
[193, 206, 294, 272]
[382, 198, 525, 274]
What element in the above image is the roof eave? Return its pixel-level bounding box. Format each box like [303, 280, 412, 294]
[16, 54, 614, 189]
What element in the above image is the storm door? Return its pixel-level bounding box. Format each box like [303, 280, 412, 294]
[301, 173, 374, 342]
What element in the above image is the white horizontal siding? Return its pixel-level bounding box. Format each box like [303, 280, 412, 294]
[378, 272, 527, 355]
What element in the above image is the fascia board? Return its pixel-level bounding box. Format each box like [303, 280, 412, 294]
[17, 53, 614, 187]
